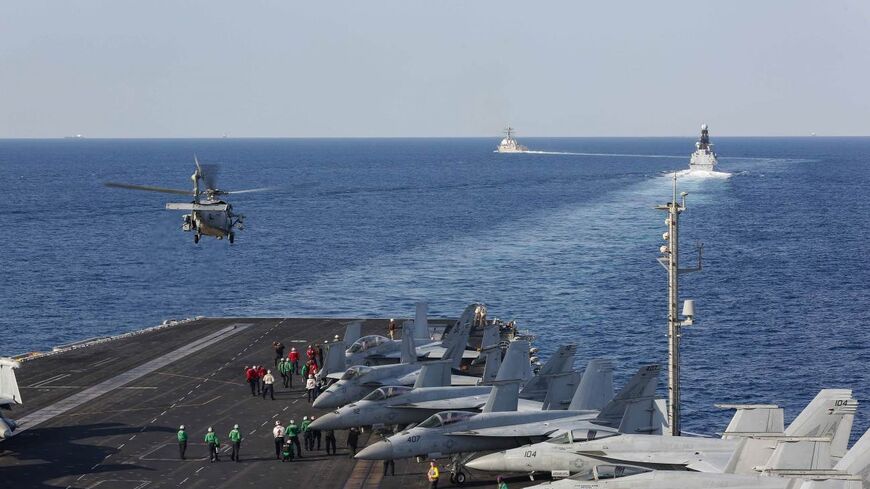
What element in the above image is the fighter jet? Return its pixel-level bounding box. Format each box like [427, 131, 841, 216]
[0, 358, 22, 439]
[519, 425, 870, 489]
[312, 318, 477, 409]
[345, 303, 486, 366]
[355, 363, 662, 463]
[310, 341, 580, 432]
[466, 389, 857, 477]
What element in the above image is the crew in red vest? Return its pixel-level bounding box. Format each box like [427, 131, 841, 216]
[244, 366, 257, 396]
[288, 348, 300, 375]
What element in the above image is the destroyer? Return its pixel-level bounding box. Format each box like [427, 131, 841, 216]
[688, 123, 718, 172]
[496, 127, 529, 153]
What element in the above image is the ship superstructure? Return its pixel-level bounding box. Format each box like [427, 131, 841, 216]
[496, 127, 529, 153]
[688, 123, 718, 172]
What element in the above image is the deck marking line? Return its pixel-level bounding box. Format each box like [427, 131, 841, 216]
[179, 477, 188, 485]
[12, 324, 252, 436]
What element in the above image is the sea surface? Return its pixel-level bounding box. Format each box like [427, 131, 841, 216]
[2, 137, 869, 439]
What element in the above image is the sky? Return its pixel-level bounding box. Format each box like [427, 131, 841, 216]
[1, 1, 869, 138]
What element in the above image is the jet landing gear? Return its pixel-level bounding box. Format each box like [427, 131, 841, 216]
[448, 453, 476, 486]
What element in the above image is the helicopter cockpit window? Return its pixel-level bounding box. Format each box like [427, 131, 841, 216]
[593, 465, 650, 480]
[347, 335, 390, 354]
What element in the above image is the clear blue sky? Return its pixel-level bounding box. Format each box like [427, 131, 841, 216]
[1, 1, 868, 137]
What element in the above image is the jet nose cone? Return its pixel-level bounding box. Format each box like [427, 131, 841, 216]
[355, 440, 394, 460]
[466, 452, 509, 472]
[309, 412, 337, 431]
[312, 391, 338, 409]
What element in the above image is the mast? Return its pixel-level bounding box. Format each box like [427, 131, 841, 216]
[655, 174, 702, 436]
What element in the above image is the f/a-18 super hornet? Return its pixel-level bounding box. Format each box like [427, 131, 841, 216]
[521, 425, 870, 489]
[312, 318, 477, 409]
[0, 358, 22, 439]
[345, 303, 487, 367]
[310, 341, 580, 432]
[466, 389, 858, 478]
[355, 363, 663, 463]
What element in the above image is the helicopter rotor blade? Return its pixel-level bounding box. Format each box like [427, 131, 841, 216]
[220, 187, 273, 195]
[105, 182, 192, 195]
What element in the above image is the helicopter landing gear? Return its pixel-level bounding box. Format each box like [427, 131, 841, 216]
[229, 232, 234, 244]
[194, 234, 200, 244]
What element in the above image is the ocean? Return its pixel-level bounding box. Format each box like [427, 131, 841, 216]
[2, 136, 869, 438]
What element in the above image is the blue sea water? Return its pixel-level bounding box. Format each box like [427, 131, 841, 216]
[2, 137, 869, 439]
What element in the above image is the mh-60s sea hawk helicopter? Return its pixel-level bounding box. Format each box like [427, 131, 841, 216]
[106, 156, 267, 243]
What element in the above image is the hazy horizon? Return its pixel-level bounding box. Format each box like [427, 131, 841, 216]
[2, 1, 868, 138]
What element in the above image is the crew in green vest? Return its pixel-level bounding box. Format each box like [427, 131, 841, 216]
[228, 424, 242, 462]
[177, 425, 188, 460]
[285, 419, 302, 458]
[204, 427, 220, 462]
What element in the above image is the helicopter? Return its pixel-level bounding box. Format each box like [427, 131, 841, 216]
[105, 156, 267, 243]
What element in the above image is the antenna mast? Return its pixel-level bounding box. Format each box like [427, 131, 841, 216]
[655, 173, 702, 436]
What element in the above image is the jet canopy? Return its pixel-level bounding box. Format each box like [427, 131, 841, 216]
[340, 366, 374, 380]
[417, 411, 476, 429]
[362, 386, 413, 401]
[346, 335, 391, 354]
[546, 428, 619, 444]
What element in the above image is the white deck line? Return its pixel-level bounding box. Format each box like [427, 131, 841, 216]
[12, 323, 252, 436]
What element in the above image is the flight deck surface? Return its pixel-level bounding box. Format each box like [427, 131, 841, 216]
[1, 318, 536, 489]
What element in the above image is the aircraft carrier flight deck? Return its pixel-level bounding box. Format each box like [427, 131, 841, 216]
[1, 317, 538, 489]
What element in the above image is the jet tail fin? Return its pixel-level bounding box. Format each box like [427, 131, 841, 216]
[442, 304, 479, 369]
[479, 324, 500, 351]
[594, 364, 660, 427]
[479, 346, 502, 385]
[482, 380, 520, 413]
[414, 360, 452, 388]
[0, 359, 22, 406]
[400, 323, 417, 364]
[832, 427, 870, 486]
[494, 340, 530, 382]
[413, 302, 430, 341]
[318, 340, 347, 380]
[343, 321, 362, 345]
[618, 397, 668, 434]
[518, 344, 577, 402]
[717, 404, 784, 439]
[785, 389, 857, 459]
[568, 359, 614, 411]
[541, 372, 581, 410]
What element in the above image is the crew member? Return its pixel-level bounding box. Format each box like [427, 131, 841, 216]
[272, 421, 285, 460]
[245, 366, 257, 396]
[306, 375, 317, 403]
[302, 416, 313, 451]
[256, 365, 267, 394]
[388, 318, 397, 340]
[273, 340, 285, 367]
[228, 424, 242, 462]
[497, 475, 508, 489]
[289, 347, 299, 374]
[324, 428, 337, 455]
[285, 419, 302, 458]
[347, 427, 360, 458]
[278, 358, 291, 388]
[262, 369, 275, 400]
[204, 427, 220, 463]
[311, 415, 322, 450]
[316, 343, 324, 366]
[427, 461, 440, 489]
[177, 425, 188, 460]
